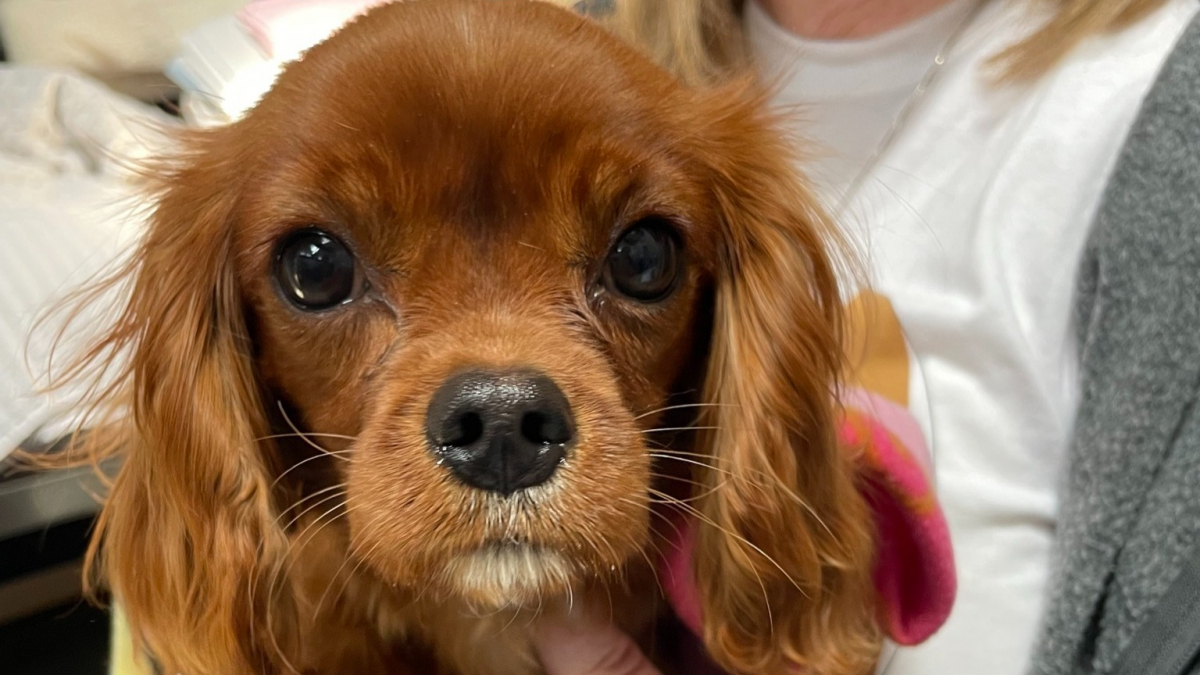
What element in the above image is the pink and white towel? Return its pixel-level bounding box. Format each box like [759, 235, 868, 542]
[660, 387, 957, 666]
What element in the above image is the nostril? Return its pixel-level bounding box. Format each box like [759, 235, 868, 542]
[445, 410, 485, 447]
[427, 369, 575, 494]
[520, 410, 572, 445]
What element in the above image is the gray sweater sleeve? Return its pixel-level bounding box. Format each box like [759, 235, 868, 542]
[1028, 12, 1200, 675]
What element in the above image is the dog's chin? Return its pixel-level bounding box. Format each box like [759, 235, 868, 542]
[444, 544, 578, 609]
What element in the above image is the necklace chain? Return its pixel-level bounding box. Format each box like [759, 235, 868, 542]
[834, 0, 991, 215]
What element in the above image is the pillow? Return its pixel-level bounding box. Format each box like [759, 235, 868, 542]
[0, 67, 176, 459]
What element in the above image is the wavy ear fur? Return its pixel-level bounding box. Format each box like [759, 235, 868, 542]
[48, 130, 296, 674]
[692, 79, 881, 675]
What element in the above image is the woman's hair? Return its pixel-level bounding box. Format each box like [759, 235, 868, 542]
[606, 0, 1171, 85]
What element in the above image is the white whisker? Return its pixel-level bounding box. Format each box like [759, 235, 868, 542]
[274, 400, 356, 458]
[641, 426, 722, 434]
[633, 402, 737, 421]
[270, 451, 353, 489]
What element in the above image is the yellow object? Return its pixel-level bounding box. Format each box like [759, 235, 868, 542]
[843, 291, 911, 407]
[110, 605, 151, 675]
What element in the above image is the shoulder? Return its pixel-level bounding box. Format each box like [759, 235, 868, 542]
[1073, 2, 1200, 417]
[1103, 6, 1200, 217]
[1143, 6, 1200, 116]
[987, 0, 1200, 185]
[1083, 5, 1200, 304]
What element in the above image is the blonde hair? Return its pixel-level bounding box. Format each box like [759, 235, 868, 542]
[606, 0, 1171, 85]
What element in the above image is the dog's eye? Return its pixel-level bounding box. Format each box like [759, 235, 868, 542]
[275, 229, 362, 310]
[604, 219, 680, 302]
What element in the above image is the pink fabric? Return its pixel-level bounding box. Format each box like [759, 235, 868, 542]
[660, 393, 956, 655]
[847, 407, 956, 645]
[661, 523, 703, 639]
[840, 387, 932, 477]
[238, 0, 391, 59]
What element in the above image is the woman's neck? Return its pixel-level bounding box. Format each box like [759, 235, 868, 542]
[756, 0, 961, 39]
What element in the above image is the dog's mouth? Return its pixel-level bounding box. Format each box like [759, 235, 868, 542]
[345, 367, 652, 607]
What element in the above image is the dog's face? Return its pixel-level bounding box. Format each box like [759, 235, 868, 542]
[236, 1, 723, 606]
[74, 2, 880, 673]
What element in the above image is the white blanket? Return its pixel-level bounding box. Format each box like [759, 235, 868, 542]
[0, 67, 178, 459]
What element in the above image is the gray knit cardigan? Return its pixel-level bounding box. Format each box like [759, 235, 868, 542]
[1027, 8, 1200, 675]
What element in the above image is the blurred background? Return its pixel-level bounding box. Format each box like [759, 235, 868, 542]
[0, 1, 475, 671]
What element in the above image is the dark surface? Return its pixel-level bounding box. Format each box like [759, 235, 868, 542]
[0, 517, 94, 583]
[0, 602, 110, 675]
[0, 513, 108, 674]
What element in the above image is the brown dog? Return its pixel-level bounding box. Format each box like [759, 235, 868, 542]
[53, 1, 882, 673]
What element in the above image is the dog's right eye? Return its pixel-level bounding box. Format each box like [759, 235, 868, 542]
[604, 218, 680, 303]
[275, 229, 363, 311]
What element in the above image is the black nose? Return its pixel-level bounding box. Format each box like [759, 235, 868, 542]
[426, 370, 574, 495]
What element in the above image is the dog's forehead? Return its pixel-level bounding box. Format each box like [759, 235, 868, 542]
[241, 1, 702, 260]
[262, 0, 681, 147]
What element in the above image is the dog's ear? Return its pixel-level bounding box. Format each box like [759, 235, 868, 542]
[65, 130, 296, 674]
[689, 79, 881, 675]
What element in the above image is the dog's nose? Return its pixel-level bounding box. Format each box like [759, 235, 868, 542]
[426, 370, 574, 495]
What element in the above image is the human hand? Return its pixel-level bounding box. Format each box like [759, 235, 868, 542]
[532, 614, 663, 675]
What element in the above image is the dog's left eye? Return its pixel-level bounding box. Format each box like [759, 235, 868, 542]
[604, 219, 680, 303]
[275, 229, 364, 310]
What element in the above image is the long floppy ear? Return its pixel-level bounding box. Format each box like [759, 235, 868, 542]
[56, 130, 296, 674]
[691, 80, 881, 675]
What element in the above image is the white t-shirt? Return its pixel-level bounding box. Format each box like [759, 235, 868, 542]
[746, 0, 1198, 673]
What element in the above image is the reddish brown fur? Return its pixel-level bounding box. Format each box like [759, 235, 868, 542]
[45, 1, 879, 673]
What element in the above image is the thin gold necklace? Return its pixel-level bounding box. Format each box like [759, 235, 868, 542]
[833, 0, 992, 216]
